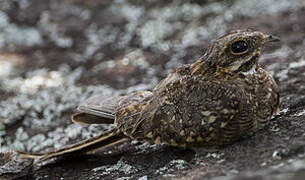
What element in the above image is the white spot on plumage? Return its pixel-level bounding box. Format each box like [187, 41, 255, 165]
[241, 66, 256, 75]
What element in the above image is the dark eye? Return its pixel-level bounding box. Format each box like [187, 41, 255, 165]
[231, 40, 248, 54]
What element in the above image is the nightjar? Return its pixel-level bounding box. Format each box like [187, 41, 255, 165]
[19, 29, 280, 161]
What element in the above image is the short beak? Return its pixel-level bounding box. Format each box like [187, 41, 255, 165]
[265, 34, 280, 42]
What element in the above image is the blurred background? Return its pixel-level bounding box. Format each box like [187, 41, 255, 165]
[0, 0, 305, 179]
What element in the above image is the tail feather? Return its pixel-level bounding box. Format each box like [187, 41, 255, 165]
[18, 129, 128, 162]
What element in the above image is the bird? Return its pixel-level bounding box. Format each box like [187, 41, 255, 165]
[19, 29, 280, 161]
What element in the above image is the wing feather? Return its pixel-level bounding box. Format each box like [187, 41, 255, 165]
[73, 91, 152, 124]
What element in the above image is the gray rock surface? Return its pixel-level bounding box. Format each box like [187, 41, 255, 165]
[0, 0, 305, 179]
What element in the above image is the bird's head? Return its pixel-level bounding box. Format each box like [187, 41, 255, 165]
[191, 29, 280, 75]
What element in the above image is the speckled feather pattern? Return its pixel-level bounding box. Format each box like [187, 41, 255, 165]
[18, 29, 280, 161]
[114, 29, 280, 148]
[116, 64, 279, 148]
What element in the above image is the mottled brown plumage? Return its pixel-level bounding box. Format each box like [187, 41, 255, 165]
[19, 29, 280, 161]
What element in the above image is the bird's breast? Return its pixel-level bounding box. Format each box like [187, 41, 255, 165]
[239, 67, 279, 126]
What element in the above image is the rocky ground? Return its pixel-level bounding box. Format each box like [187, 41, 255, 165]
[0, 0, 305, 179]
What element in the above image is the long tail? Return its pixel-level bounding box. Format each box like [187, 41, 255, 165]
[18, 129, 128, 162]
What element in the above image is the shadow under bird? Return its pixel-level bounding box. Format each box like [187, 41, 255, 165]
[19, 29, 280, 162]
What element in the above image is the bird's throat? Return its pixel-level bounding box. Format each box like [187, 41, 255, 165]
[233, 54, 259, 74]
